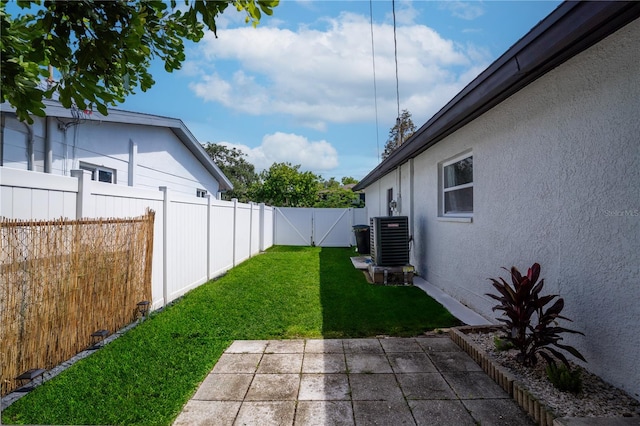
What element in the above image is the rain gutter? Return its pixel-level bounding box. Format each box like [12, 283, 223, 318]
[354, 1, 640, 191]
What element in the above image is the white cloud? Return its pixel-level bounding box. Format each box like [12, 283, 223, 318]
[440, 1, 485, 21]
[187, 10, 490, 130]
[218, 132, 339, 173]
[390, 1, 420, 25]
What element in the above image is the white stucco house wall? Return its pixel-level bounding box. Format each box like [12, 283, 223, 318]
[354, 2, 639, 400]
[0, 100, 232, 198]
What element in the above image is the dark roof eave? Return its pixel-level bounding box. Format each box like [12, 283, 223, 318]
[354, 1, 640, 191]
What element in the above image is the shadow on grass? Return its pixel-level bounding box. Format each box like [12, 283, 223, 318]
[1, 246, 461, 426]
[318, 247, 461, 338]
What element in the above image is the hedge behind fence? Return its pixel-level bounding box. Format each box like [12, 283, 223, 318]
[0, 211, 154, 396]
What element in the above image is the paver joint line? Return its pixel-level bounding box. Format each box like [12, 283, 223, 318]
[172, 337, 534, 426]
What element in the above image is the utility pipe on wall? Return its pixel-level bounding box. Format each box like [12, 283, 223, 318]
[45, 117, 54, 173]
[128, 139, 137, 186]
[24, 120, 34, 171]
[409, 158, 415, 241]
[0, 114, 4, 166]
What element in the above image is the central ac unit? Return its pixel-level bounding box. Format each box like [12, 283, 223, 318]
[370, 216, 409, 266]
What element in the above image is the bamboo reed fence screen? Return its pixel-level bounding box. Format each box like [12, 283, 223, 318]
[0, 211, 154, 396]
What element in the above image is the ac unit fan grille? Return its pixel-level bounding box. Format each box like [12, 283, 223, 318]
[370, 216, 409, 266]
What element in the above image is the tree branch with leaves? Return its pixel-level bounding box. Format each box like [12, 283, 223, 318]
[381, 109, 416, 160]
[0, 0, 279, 123]
[251, 162, 319, 207]
[204, 143, 258, 203]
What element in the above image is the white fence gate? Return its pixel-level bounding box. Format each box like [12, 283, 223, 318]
[273, 207, 367, 247]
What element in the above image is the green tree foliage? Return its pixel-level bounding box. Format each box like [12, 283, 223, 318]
[203, 143, 258, 203]
[0, 0, 279, 123]
[251, 163, 319, 207]
[341, 176, 359, 186]
[315, 177, 364, 208]
[381, 109, 416, 160]
[314, 187, 364, 208]
[320, 177, 341, 189]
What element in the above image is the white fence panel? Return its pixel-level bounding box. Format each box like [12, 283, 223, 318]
[352, 208, 368, 228]
[89, 181, 165, 308]
[262, 206, 274, 250]
[148, 204, 165, 310]
[88, 180, 164, 218]
[1, 168, 275, 310]
[234, 202, 252, 264]
[250, 203, 261, 256]
[0, 168, 78, 220]
[210, 199, 235, 277]
[166, 193, 209, 303]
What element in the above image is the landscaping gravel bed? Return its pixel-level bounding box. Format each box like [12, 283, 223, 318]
[467, 331, 640, 419]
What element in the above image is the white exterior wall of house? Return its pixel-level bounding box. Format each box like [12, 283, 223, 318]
[363, 18, 639, 398]
[1, 112, 221, 198]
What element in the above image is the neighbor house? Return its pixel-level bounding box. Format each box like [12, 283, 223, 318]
[0, 100, 232, 199]
[354, 2, 639, 399]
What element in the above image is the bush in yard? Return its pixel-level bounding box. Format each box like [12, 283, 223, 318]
[493, 335, 514, 351]
[486, 263, 586, 368]
[546, 363, 583, 393]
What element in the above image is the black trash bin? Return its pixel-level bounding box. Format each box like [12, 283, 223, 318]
[353, 225, 370, 254]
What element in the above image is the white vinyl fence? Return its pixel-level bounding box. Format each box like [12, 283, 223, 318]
[0, 167, 273, 309]
[274, 207, 367, 247]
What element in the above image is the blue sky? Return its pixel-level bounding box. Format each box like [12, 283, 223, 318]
[38, 1, 564, 180]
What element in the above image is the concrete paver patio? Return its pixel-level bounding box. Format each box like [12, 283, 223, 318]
[173, 336, 534, 426]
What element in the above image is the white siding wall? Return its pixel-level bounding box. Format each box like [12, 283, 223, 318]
[2, 119, 30, 171]
[0, 167, 273, 310]
[1, 117, 220, 197]
[361, 19, 640, 398]
[364, 172, 398, 219]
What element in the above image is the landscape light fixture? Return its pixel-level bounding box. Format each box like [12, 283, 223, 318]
[15, 368, 46, 392]
[89, 329, 109, 350]
[137, 300, 150, 318]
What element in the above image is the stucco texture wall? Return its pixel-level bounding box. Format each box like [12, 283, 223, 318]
[369, 19, 640, 398]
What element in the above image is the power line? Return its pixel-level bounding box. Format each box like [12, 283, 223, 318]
[392, 0, 400, 121]
[369, 0, 381, 163]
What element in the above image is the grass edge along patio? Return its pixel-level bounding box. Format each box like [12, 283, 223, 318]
[1, 246, 460, 426]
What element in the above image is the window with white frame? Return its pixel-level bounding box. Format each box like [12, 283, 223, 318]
[79, 162, 116, 184]
[196, 188, 208, 198]
[440, 152, 473, 216]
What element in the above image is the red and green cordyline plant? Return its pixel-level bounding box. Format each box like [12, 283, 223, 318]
[486, 263, 586, 368]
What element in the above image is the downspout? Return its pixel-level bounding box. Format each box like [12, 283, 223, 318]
[0, 114, 4, 166]
[71, 124, 79, 170]
[396, 166, 402, 214]
[24, 120, 34, 171]
[61, 123, 68, 175]
[45, 117, 54, 173]
[409, 158, 415, 270]
[409, 158, 414, 239]
[377, 179, 382, 217]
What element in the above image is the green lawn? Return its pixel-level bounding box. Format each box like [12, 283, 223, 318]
[2, 246, 460, 425]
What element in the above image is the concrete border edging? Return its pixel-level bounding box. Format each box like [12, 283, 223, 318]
[449, 326, 557, 426]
